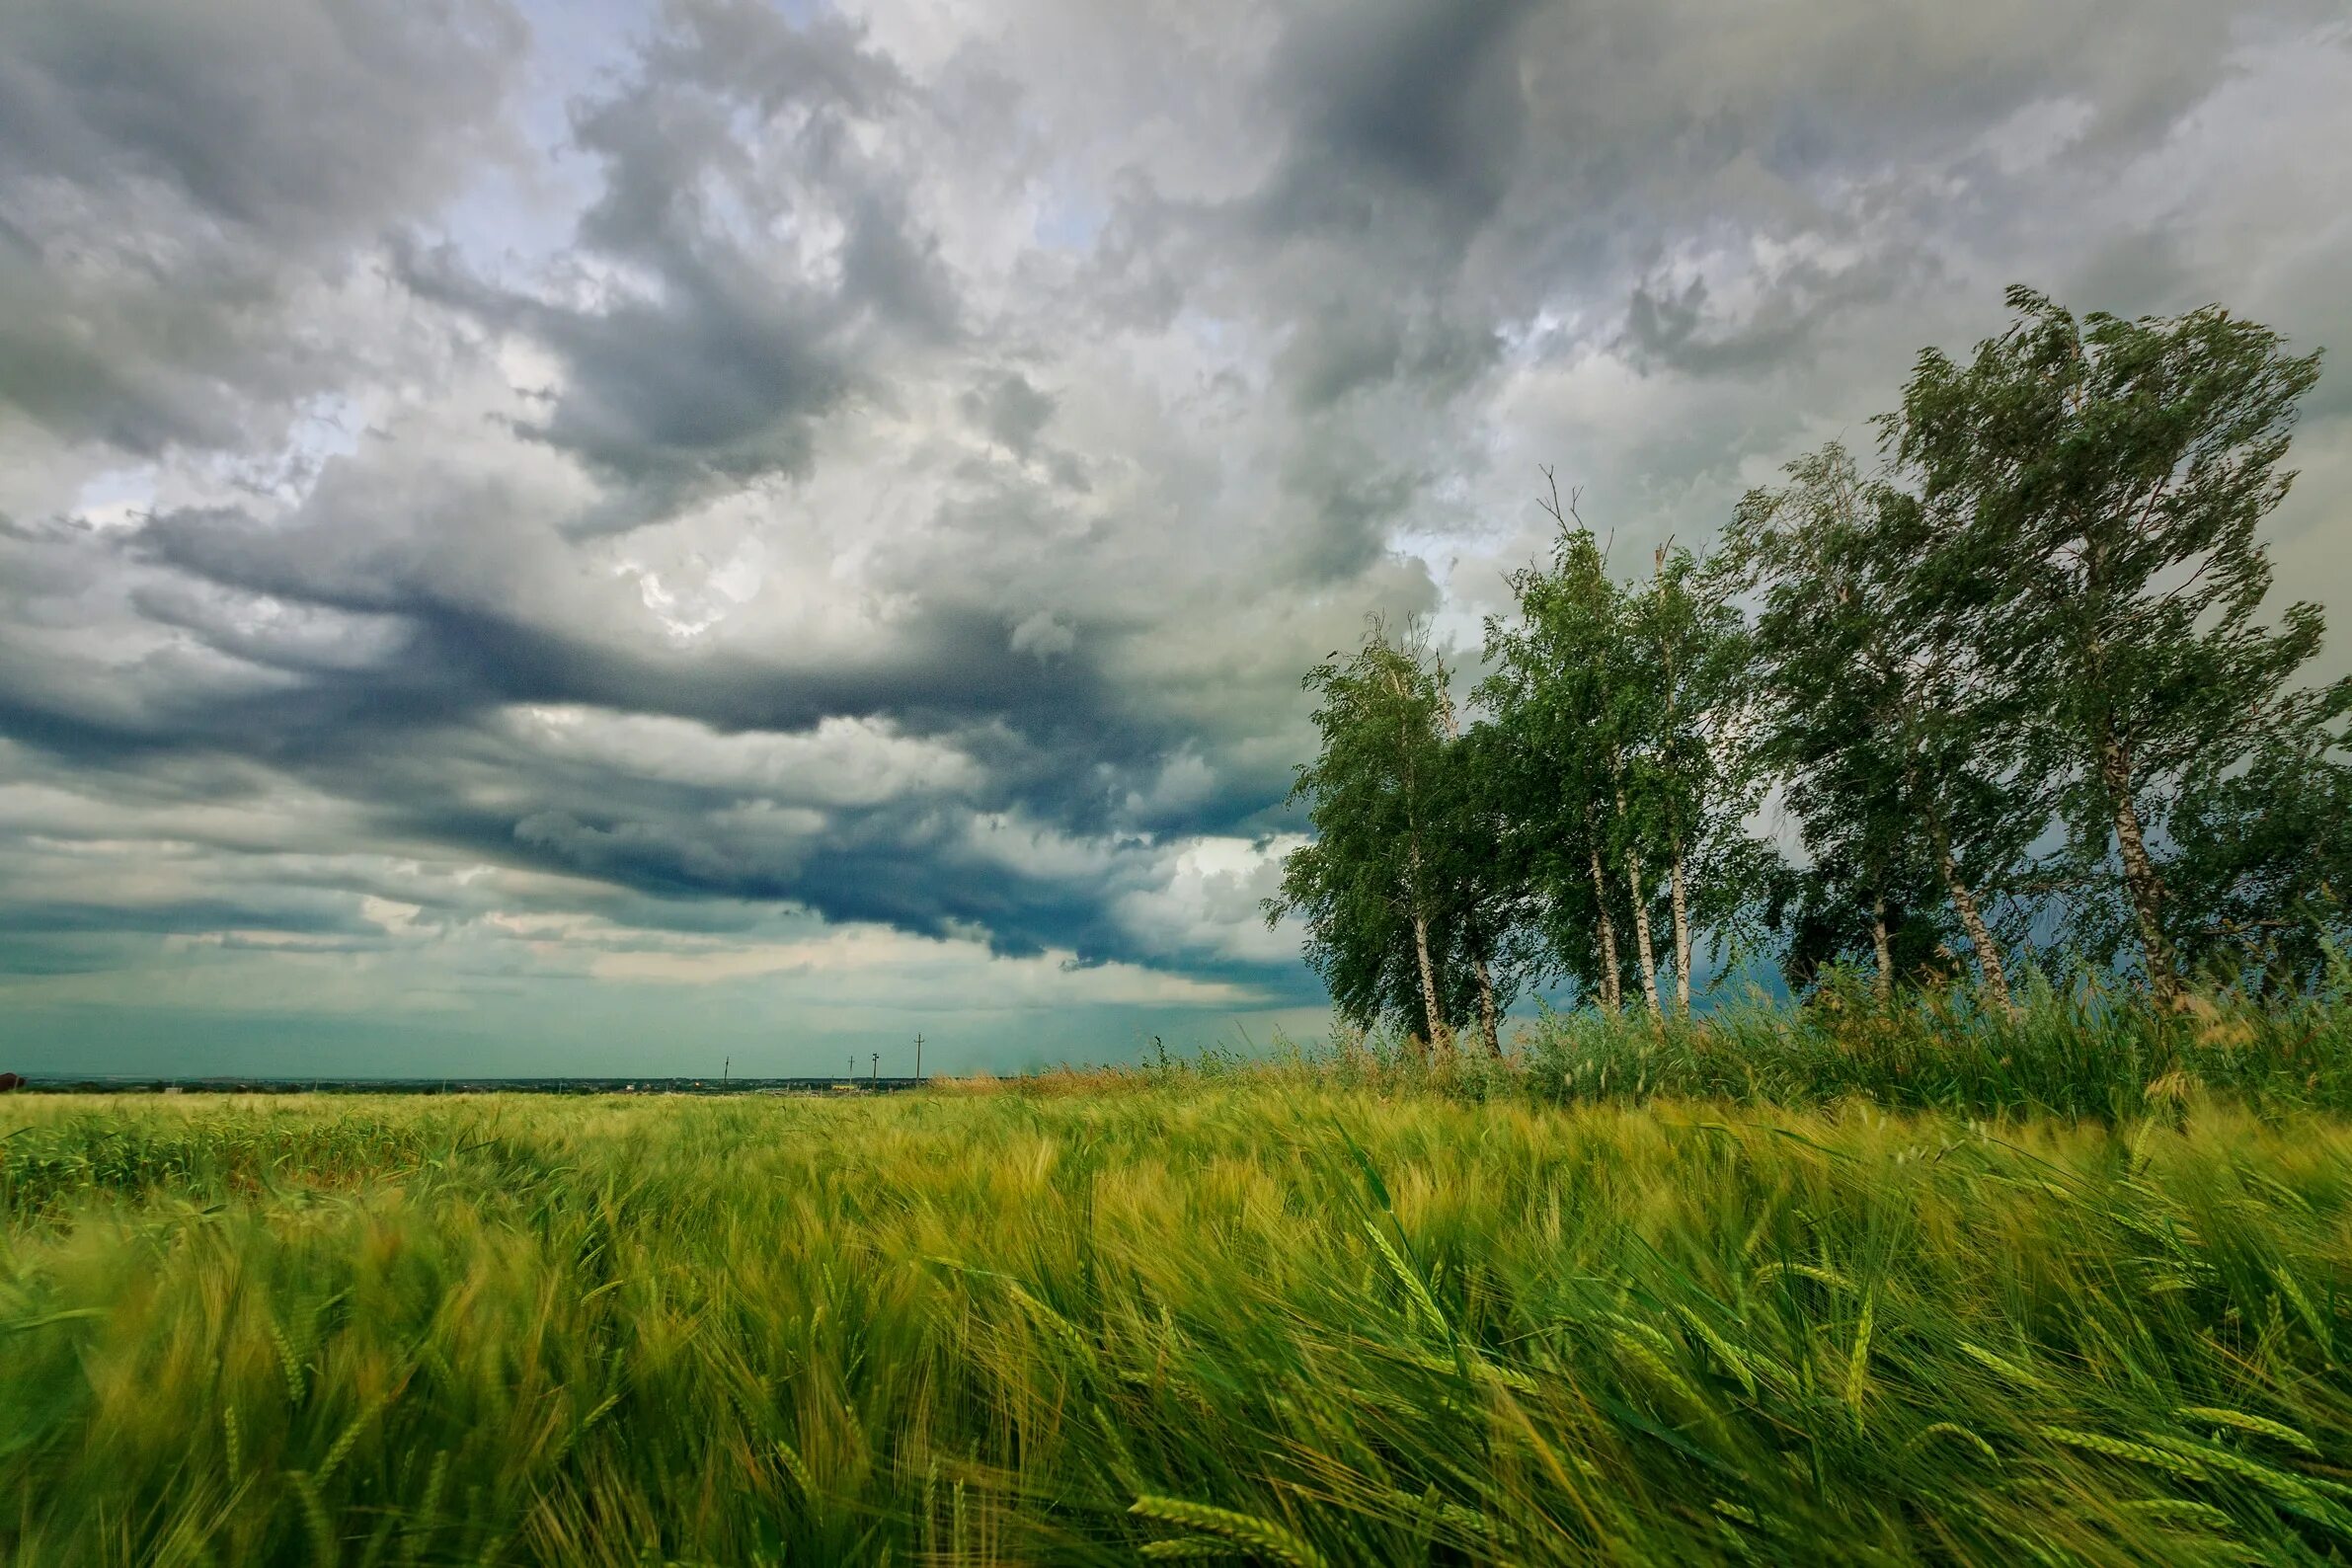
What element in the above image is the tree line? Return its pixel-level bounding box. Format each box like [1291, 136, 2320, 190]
[1269, 288, 2352, 1054]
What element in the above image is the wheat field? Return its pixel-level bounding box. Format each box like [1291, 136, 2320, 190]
[5, 1078, 2352, 1565]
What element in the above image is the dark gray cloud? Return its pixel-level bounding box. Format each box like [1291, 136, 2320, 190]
[1263, 0, 1539, 236]
[0, 0, 2346, 1068]
[400, 0, 957, 534]
[1618, 256, 1921, 377]
[0, 0, 524, 455]
[962, 373, 1058, 457]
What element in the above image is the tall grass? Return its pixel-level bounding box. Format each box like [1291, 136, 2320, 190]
[1115, 982, 2352, 1122]
[1513, 980, 2352, 1119]
[6, 1081, 2352, 1564]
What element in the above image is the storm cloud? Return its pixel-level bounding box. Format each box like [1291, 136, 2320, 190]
[2, 0, 2346, 1072]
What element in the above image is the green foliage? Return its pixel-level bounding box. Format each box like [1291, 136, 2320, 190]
[1476, 485, 1756, 1018]
[1727, 445, 1940, 988]
[1894, 286, 2332, 996]
[1728, 439, 2049, 1008]
[2167, 704, 2352, 988]
[1479, 514, 1639, 1008]
[1270, 618, 1519, 1052]
[9, 1084, 2352, 1563]
[1305, 286, 2347, 1019]
[1622, 535, 1760, 955]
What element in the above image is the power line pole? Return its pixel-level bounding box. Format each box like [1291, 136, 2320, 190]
[870, 1051, 879, 1085]
[914, 1033, 923, 1080]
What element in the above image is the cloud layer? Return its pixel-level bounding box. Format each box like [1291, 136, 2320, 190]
[2, 0, 2347, 1072]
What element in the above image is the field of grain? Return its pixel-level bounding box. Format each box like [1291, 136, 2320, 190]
[5, 1080, 2352, 1565]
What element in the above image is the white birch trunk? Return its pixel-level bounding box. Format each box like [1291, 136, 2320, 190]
[1625, 851, 1664, 1023]
[1473, 957, 1502, 1058]
[1411, 908, 1443, 1059]
[1870, 895, 1895, 1008]
[1587, 843, 1621, 1012]
[1929, 832, 2014, 1017]
[2099, 731, 2182, 1006]
[1669, 841, 1692, 1017]
[1614, 776, 1664, 1023]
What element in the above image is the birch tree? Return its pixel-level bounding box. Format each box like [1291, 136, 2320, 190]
[1893, 287, 2323, 1005]
[1480, 483, 1709, 1020]
[1729, 442, 2041, 1014]
[1481, 492, 1639, 1014]
[2163, 679, 2352, 991]
[1268, 618, 1512, 1055]
[1623, 539, 1756, 1014]
[1438, 716, 1538, 1056]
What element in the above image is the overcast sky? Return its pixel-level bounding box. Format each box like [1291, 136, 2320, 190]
[2, 0, 2346, 1077]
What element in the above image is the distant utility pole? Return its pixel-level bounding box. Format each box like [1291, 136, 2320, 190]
[870, 1052, 879, 1084]
[723, 1057, 730, 1085]
[914, 1033, 923, 1080]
